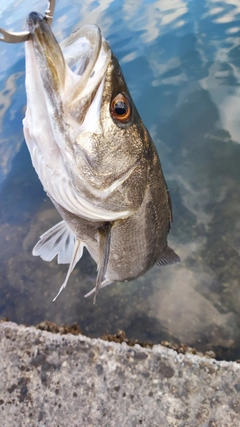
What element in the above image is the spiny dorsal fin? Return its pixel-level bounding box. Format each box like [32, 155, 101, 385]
[156, 245, 180, 266]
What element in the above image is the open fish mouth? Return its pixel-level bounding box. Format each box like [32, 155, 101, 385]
[26, 12, 111, 124]
[23, 12, 137, 222]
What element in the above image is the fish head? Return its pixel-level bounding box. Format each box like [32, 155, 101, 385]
[24, 13, 151, 221]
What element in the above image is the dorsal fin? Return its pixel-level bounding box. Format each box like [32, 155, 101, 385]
[156, 245, 180, 266]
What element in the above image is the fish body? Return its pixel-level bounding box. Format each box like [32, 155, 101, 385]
[23, 12, 179, 300]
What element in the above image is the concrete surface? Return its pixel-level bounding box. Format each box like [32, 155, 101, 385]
[0, 322, 240, 427]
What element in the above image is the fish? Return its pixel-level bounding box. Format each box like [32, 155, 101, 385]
[20, 10, 180, 302]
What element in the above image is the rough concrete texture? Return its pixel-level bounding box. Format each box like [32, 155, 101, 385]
[0, 322, 240, 427]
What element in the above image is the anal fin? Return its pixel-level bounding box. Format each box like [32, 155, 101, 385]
[156, 245, 180, 266]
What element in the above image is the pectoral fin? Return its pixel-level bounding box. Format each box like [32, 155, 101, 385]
[93, 222, 112, 304]
[32, 220, 85, 301]
[33, 220, 75, 264]
[156, 245, 180, 266]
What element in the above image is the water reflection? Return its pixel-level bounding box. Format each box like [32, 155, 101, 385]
[0, 0, 240, 360]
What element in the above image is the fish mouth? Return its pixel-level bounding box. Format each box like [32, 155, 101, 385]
[24, 13, 134, 221]
[26, 12, 110, 121]
[27, 12, 66, 93]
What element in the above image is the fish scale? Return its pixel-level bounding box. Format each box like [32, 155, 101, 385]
[0, 1, 180, 302]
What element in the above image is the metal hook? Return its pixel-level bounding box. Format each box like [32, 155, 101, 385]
[0, 0, 56, 44]
[0, 29, 30, 43]
[44, 0, 56, 26]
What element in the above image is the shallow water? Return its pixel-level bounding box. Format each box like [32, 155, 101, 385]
[0, 0, 240, 360]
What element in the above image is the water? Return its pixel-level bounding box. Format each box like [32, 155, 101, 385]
[0, 0, 240, 360]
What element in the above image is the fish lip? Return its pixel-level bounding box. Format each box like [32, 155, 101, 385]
[25, 17, 107, 104]
[26, 10, 59, 51]
[26, 11, 66, 92]
[27, 12, 46, 34]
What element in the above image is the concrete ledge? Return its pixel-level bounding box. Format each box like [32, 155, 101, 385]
[0, 322, 240, 426]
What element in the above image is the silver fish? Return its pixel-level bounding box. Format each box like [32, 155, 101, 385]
[4, 8, 180, 302]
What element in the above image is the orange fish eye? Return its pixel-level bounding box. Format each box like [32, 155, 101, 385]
[110, 93, 132, 123]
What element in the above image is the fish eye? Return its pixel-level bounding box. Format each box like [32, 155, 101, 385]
[110, 93, 131, 123]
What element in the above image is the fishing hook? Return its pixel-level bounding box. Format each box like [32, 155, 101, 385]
[0, 0, 56, 43]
